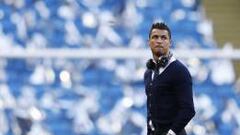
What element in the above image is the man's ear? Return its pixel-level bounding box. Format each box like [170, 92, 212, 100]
[147, 39, 150, 46]
[170, 39, 172, 47]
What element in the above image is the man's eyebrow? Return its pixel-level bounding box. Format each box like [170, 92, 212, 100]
[151, 34, 167, 36]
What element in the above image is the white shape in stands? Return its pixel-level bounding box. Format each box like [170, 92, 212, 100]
[171, 9, 186, 21]
[65, 21, 82, 46]
[11, 12, 27, 40]
[122, 1, 143, 30]
[197, 20, 214, 43]
[195, 94, 216, 120]
[58, 4, 76, 20]
[0, 84, 16, 108]
[187, 57, 208, 83]
[27, 33, 47, 49]
[128, 35, 145, 48]
[122, 97, 133, 108]
[82, 12, 97, 28]
[96, 11, 122, 46]
[181, 0, 196, 8]
[60, 70, 72, 88]
[192, 124, 206, 135]
[0, 107, 9, 135]
[30, 65, 45, 85]
[35, 1, 50, 19]
[210, 44, 235, 85]
[29, 107, 44, 121]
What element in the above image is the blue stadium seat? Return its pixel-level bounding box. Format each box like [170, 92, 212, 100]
[0, 0, 239, 135]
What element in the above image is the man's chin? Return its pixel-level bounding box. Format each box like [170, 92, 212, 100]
[151, 49, 164, 57]
[153, 51, 162, 57]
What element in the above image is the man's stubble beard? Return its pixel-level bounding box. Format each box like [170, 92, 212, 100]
[152, 48, 164, 58]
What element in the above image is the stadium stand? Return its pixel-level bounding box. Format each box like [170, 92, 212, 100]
[0, 0, 240, 135]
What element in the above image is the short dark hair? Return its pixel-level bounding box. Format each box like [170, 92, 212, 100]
[148, 22, 171, 40]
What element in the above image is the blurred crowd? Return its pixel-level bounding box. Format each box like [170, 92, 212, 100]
[0, 0, 240, 135]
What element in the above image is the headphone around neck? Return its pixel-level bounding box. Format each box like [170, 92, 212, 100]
[146, 52, 173, 70]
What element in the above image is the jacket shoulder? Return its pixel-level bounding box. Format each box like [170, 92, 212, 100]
[173, 60, 192, 81]
[174, 60, 190, 74]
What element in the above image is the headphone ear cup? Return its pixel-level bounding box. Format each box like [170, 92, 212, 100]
[146, 59, 155, 70]
[158, 57, 168, 68]
[158, 52, 173, 68]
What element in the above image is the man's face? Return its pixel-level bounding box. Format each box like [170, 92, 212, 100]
[149, 29, 171, 57]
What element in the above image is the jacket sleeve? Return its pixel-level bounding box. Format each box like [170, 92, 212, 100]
[170, 66, 195, 133]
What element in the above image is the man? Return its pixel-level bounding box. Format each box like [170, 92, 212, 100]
[144, 22, 195, 135]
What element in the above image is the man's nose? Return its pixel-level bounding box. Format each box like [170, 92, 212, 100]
[156, 38, 162, 43]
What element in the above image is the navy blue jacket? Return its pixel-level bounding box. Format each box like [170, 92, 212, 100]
[144, 60, 195, 133]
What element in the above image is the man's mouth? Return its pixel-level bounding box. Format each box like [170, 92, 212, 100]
[155, 45, 163, 49]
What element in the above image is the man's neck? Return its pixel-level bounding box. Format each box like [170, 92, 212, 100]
[153, 51, 170, 62]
